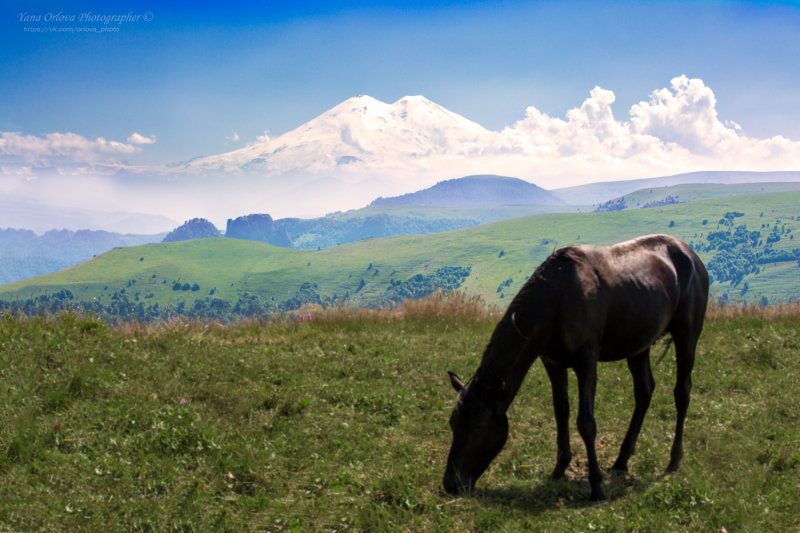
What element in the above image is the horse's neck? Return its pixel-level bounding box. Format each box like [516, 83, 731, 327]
[475, 318, 540, 412]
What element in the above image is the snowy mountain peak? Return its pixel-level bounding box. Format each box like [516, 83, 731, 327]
[391, 94, 435, 108]
[183, 93, 495, 175]
[326, 94, 391, 117]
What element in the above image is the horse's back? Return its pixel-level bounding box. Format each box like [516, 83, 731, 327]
[609, 235, 708, 353]
[539, 235, 707, 360]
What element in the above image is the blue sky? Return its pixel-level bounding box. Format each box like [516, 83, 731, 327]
[3, 0, 800, 166]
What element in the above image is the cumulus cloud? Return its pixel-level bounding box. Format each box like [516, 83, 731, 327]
[491, 75, 800, 183]
[127, 132, 156, 144]
[0, 131, 141, 171]
[506, 85, 640, 158]
[628, 75, 737, 155]
[226, 132, 240, 142]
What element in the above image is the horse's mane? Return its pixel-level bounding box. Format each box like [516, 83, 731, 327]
[469, 245, 589, 394]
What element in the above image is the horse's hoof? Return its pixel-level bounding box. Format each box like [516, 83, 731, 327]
[589, 490, 607, 502]
[608, 459, 628, 474]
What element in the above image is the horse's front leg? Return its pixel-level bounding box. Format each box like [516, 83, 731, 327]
[574, 355, 605, 501]
[544, 361, 572, 479]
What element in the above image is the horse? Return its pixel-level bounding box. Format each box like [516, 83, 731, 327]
[443, 234, 709, 501]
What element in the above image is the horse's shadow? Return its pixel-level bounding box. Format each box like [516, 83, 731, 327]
[470, 471, 654, 513]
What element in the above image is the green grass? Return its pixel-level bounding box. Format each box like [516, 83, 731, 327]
[614, 182, 800, 208]
[1, 298, 799, 531]
[2, 191, 799, 308]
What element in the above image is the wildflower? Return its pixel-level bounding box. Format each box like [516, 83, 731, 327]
[180, 398, 187, 405]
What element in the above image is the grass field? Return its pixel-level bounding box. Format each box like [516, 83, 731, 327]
[1, 296, 798, 531]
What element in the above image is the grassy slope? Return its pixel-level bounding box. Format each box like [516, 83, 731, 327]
[0, 305, 798, 531]
[618, 182, 800, 208]
[1, 191, 799, 306]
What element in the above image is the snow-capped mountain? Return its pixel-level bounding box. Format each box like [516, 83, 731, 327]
[182, 94, 501, 177]
[179, 75, 800, 196]
[18, 76, 792, 224]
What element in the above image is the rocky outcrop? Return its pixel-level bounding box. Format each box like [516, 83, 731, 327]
[162, 218, 221, 242]
[225, 214, 292, 247]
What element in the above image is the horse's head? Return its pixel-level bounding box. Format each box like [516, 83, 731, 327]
[443, 371, 508, 494]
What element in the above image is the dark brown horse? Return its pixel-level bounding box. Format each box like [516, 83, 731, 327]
[444, 234, 708, 501]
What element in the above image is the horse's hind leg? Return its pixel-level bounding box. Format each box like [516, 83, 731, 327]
[544, 362, 572, 479]
[611, 349, 655, 473]
[667, 330, 699, 473]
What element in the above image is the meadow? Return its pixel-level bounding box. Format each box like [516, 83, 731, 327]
[2, 191, 800, 318]
[1, 295, 798, 531]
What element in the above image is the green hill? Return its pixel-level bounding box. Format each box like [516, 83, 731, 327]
[596, 182, 800, 212]
[1, 191, 799, 319]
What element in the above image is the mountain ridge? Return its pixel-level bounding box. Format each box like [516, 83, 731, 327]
[552, 170, 800, 205]
[4, 171, 800, 284]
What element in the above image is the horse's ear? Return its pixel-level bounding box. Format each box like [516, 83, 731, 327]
[448, 371, 465, 393]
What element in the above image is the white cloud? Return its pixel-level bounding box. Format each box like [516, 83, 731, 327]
[127, 132, 156, 144]
[628, 75, 737, 155]
[491, 75, 800, 183]
[4, 75, 800, 203]
[0, 131, 140, 171]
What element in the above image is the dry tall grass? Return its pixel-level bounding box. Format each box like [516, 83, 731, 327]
[40, 290, 800, 339]
[274, 290, 498, 325]
[706, 299, 800, 319]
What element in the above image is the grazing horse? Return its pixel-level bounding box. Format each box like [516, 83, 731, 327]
[443, 234, 708, 501]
